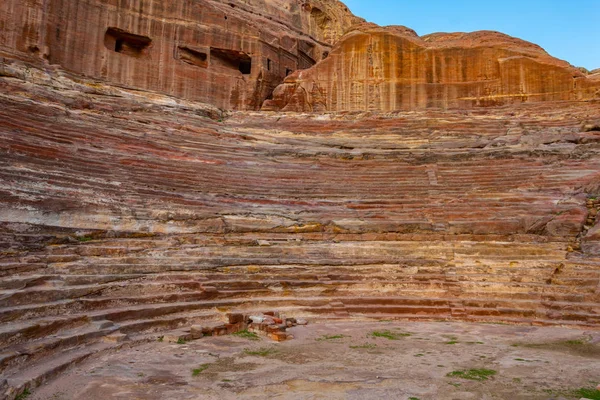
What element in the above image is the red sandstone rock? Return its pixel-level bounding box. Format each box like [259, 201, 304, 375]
[227, 313, 245, 324]
[264, 23, 600, 112]
[269, 332, 289, 342]
[0, 0, 361, 110]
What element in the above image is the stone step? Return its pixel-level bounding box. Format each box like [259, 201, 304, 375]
[0, 322, 119, 374]
[0, 280, 207, 308]
[3, 341, 123, 400]
[0, 315, 90, 348]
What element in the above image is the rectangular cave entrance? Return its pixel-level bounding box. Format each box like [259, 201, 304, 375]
[104, 28, 152, 58]
[210, 48, 252, 75]
[177, 46, 208, 68]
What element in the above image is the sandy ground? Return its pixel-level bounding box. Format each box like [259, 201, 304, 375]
[29, 321, 600, 400]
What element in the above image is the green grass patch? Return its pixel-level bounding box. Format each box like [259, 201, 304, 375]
[446, 369, 497, 381]
[316, 334, 347, 341]
[370, 330, 411, 340]
[75, 235, 94, 242]
[349, 343, 377, 349]
[157, 336, 164, 342]
[233, 330, 260, 341]
[445, 340, 459, 345]
[414, 353, 424, 357]
[192, 364, 210, 376]
[176, 337, 186, 344]
[409, 397, 420, 400]
[243, 347, 277, 357]
[574, 387, 600, 400]
[15, 389, 31, 400]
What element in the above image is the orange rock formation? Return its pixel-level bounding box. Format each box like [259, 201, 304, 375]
[264, 23, 600, 111]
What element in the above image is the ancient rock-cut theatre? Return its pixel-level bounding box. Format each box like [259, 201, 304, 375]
[0, 0, 599, 398]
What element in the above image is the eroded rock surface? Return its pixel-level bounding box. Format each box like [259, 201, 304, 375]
[264, 23, 600, 111]
[0, 0, 361, 110]
[25, 321, 600, 400]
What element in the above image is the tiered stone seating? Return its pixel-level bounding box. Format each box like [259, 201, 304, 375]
[0, 71, 599, 398]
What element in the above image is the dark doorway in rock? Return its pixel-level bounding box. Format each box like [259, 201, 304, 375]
[210, 48, 252, 75]
[104, 28, 152, 58]
[239, 60, 252, 75]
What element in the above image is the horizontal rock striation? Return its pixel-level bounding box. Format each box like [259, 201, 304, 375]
[0, 0, 361, 110]
[1, 62, 600, 396]
[264, 24, 600, 112]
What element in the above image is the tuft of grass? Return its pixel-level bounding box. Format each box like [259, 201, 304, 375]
[243, 347, 277, 357]
[409, 397, 420, 400]
[574, 387, 600, 400]
[15, 389, 31, 400]
[233, 330, 260, 341]
[192, 364, 210, 376]
[370, 330, 411, 340]
[446, 369, 497, 381]
[445, 340, 459, 345]
[414, 353, 424, 357]
[176, 338, 186, 345]
[349, 343, 377, 349]
[75, 235, 93, 242]
[316, 334, 347, 341]
[157, 336, 164, 342]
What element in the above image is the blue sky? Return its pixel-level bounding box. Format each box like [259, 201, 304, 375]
[343, 0, 600, 70]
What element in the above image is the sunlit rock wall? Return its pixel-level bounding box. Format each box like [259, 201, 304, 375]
[264, 24, 600, 112]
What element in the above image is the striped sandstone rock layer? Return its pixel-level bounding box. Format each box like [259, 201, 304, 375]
[0, 0, 361, 110]
[264, 23, 600, 111]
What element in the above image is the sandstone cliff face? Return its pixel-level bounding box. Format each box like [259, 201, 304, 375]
[0, 0, 361, 110]
[264, 24, 600, 112]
